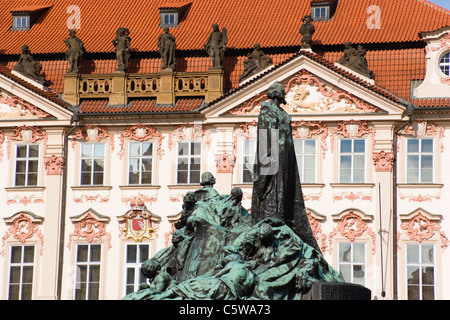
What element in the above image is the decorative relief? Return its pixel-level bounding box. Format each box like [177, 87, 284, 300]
[232, 120, 258, 153]
[400, 209, 449, 251]
[330, 120, 376, 153]
[397, 118, 445, 152]
[117, 198, 160, 242]
[292, 120, 328, 158]
[228, 70, 378, 115]
[328, 210, 376, 255]
[73, 194, 110, 203]
[372, 151, 395, 172]
[68, 210, 112, 249]
[215, 152, 236, 173]
[7, 195, 44, 206]
[119, 123, 164, 160]
[7, 125, 48, 159]
[121, 193, 158, 206]
[332, 192, 372, 202]
[306, 209, 328, 253]
[168, 122, 211, 150]
[0, 93, 51, 119]
[1, 212, 44, 256]
[44, 155, 64, 175]
[71, 124, 115, 151]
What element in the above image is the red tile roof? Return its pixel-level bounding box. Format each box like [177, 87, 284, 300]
[0, 0, 448, 55]
[79, 97, 203, 114]
[10, 4, 52, 12]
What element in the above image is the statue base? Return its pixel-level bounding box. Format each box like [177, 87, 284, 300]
[302, 280, 371, 300]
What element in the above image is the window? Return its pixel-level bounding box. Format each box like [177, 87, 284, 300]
[80, 143, 105, 185]
[12, 15, 30, 30]
[406, 138, 433, 183]
[242, 139, 256, 183]
[124, 244, 150, 295]
[339, 139, 365, 183]
[294, 139, 316, 183]
[129, 142, 153, 185]
[15, 144, 39, 186]
[406, 244, 435, 300]
[177, 142, 201, 184]
[75, 244, 101, 300]
[439, 52, 450, 77]
[338, 242, 366, 286]
[160, 12, 178, 27]
[8, 245, 35, 300]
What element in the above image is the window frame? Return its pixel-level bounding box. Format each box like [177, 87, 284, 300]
[405, 243, 435, 300]
[128, 141, 154, 185]
[14, 143, 40, 187]
[176, 141, 201, 184]
[405, 138, 434, 184]
[123, 243, 151, 296]
[337, 242, 367, 287]
[74, 243, 102, 300]
[294, 138, 317, 184]
[160, 10, 178, 27]
[7, 244, 35, 300]
[11, 14, 30, 31]
[80, 142, 106, 186]
[438, 51, 450, 77]
[242, 139, 256, 184]
[311, 5, 329, 20]
[338, 138, 366, 183]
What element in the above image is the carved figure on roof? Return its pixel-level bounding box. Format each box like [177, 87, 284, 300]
[158, 27, 176, 71]
[239, 44, 273, 82]
[112, 27, 131, 73]
[338, 42, 375, 80]
[64, 29, 85, 74]
[299, 15, 315, 50]
[13, 45, 45, 84]
[204, 23, 227, 69]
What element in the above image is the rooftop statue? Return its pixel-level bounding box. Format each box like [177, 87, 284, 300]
[112, 27, 131, 73]
[204, 23, 227, 70]
[64, 29, 85, 74]
[158, 26, 176, 71]
[123, 83, 354, 301]
[338, 42, 375, 80]
[299, 15, 315, 50]
[239, 43, 273, 82]
[13, 45, 46, 84]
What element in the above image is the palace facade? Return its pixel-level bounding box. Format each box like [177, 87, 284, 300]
[0, 0, 449, 300]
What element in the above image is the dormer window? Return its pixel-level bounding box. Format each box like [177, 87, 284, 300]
[160, 10, 178, 27]
[311, 0, 338, 21]
[158, 1, 192, 28]
[10, 5, 52, 31]
[12, 15, 30, 30]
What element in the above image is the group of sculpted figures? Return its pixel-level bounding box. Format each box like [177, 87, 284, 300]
[14, 16, 374, 91]
[123, 81, 343, 301]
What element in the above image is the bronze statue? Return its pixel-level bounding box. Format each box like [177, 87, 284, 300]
[112, 27, 131, 72]
[158, 26, 176, 71]
[204, 23, 227, 69]
[13, 45, 45, 84]
[251, 81, 321, 253]
[239, 43, 273, 82]
[299, 15, 315, 50]
[338, 42, 375, 80]
[64, 29, 85, 74]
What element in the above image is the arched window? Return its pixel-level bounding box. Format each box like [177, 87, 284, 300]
[439, 52, 450, 76]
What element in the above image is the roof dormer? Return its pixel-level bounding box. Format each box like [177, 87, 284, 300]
[158, 1, 191, 28]
[310, 0, 338, 21]
[10, 5, 52, 31]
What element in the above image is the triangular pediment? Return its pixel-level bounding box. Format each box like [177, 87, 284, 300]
[203, 53, 405, 121]
[0, 74, 73, 124]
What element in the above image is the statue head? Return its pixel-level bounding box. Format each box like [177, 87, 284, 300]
[230, 187, 243, 202]
[183, 191, 197, 205]
[69, 29, 76, 37]
[267, 81, 287, 105]
[163, 26, 169, 33]
[212, 23, 219, 31]
[259, 222, 274, 246]
[21, 45, 30, 54]
[200, 171, 216, 186]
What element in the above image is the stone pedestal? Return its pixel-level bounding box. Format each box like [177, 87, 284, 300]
[109, 72, 127, 106]
[206, 69, 224, 102]
[158, 70, 174, 105]
[302, 281, 371, 300]
[62, 73, 80, 106]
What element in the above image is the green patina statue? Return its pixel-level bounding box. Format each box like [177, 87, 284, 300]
[123, 82, 343, 301]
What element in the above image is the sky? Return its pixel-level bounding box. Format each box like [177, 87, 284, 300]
[428, 0, 450, 10]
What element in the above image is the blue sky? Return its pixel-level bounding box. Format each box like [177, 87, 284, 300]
[428, 0, 450, 10]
